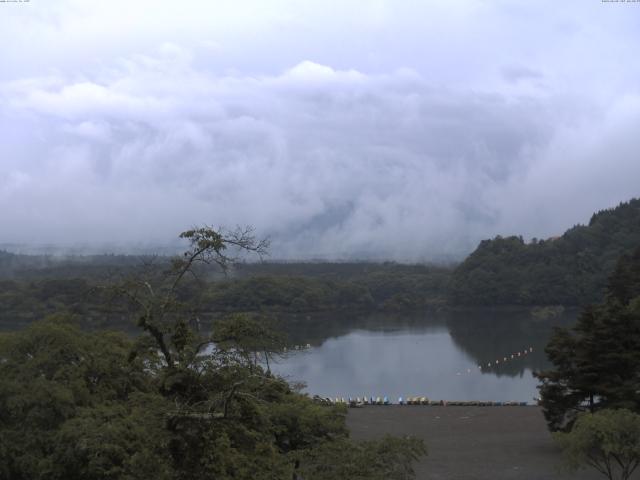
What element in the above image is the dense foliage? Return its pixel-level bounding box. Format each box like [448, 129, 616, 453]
[555, 409, 640, 480]
[0, 316, 174, 480]
[204, 264, 450, 313]
[0, 316, 352, 479]
[2, 198, 639, 314]
[0, 261, 451, 331]
[450, 198, 640, 305]
[0, 228, 426, 479]
[535, 246, 640, 431]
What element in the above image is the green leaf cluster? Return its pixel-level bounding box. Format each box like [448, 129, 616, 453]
[555, 409, 640, 480]
[0, 316, 171, 480]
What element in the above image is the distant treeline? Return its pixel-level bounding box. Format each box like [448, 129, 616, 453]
[449, 198, 640, 306]
[1, 198, 639, 323]
[0, 251, 144, 280]
[204, 263, 450, 313]
[0, 262, 452, 330]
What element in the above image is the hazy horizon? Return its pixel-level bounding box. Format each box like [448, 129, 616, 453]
[2, 1, 639, 260]
[0, 195, 633, 262]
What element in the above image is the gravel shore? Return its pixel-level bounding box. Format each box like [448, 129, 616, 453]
[347, 405, 625, 480]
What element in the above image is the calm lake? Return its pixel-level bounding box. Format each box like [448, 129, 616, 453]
[0, 307, 578, 404]
[272, 309, 578, 404]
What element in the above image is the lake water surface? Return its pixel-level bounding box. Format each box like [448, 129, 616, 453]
[272, 309, 577, 404]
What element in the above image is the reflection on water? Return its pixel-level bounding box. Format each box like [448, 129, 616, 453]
[273, 309, 577, 403]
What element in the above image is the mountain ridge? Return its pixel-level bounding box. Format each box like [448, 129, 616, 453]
[449, 198, 640, 306]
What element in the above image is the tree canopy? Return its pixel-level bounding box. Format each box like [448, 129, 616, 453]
[535, 246, 640, 431]
[0, 227, 426, 479]
[450, 198, 640, 306]
[555, 409, 640, 480]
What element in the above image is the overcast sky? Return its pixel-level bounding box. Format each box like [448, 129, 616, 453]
[1, 0, 639, 260]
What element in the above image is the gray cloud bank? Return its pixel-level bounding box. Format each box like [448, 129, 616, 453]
[1, 1, 639, 261]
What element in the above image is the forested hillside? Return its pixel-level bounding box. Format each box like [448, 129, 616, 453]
[2, 198, 638, 319]
[205, 263, 450, 313]
[0, 259, 451, 331]
[450, 198, 640, 306]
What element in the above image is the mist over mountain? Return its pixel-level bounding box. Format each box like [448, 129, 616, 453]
[2, 1, 640, 260]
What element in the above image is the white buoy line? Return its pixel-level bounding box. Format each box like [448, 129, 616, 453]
[459, 346, 535, 375]
[309, 346, 536, 408]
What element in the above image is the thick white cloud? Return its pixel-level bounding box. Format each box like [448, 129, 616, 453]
[0, 1, 639, 259]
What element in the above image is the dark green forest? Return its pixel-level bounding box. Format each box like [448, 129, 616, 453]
[0, 315, 427, 480]
[1, 198, 639, 332]
[0, 258, 451, 330]
[1, 200, 639, 479]
[536, 245, 640, 431]
[203, 263, 450, 313]
[450, 198, 640, 306]
[0, 228, 427, 480]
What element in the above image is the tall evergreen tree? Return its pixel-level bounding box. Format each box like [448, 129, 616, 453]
[536, 247, 640, 431]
